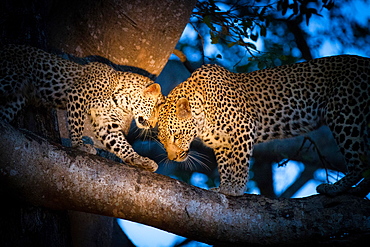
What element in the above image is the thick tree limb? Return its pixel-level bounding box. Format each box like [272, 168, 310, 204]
[0, 120, 369, 246]
[45, 0, 197, 75]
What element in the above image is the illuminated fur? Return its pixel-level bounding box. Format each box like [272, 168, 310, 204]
[0, 44, 164, 171]
[158, 57, 370, 196]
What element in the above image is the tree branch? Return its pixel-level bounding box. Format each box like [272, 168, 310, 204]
[286, 19, 313, 61]
[0, 120, 369, 246]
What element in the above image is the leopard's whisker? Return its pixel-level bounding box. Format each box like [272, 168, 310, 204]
[188, 151, 211, 171]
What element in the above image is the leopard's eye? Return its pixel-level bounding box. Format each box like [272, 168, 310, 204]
[173, 134, 180, 141]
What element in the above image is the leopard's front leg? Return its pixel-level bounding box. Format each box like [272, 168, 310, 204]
[212, 145, 251, 196]
[103, 132, 158, 172]
[209, 122, 255, 196]
[90, 108, 158, 172]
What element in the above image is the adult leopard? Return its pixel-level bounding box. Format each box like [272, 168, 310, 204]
[0, 44, 163, 172]
[158, 55, 370, 196]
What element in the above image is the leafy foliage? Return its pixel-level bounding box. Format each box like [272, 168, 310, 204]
[187, 0, 334, 70]
[277, 0, 334, 24]
[192, 0, 272, 52]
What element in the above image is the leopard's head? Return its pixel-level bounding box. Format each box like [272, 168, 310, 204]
[119, 72, 164, 129]
[158, 97, 197, 162]
[133, 82, 164, 129]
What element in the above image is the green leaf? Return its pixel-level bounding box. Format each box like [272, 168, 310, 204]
[246, 42, 257, 50]
[203, 15, 215, 31]
[236, 64, 251, 73]
[306, 12, 312, 25]
[363, 168, 370, 179]
[279, 55, 288, 61]
[260, 25, 267, 37]
[227, 41, 238, 48]
[257, 61, 265, 70]
[210, 35, 219, 44]
[281, 0, 289, 16]
[250, 33, 258, 42]
[307, 8, 322, 17]
[260, 6, 267, 17]
[324, 0, 334, 10]
[292, 3, 299, 16]
[242, 20, 253, 32]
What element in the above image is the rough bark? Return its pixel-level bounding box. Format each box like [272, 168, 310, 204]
[44, 0, 196, 75]
[0, 0, 196, 75]
[1, 120, 369, 246]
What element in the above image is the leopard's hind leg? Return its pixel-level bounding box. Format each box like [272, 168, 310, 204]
[0, 75, 28, 122]
[66, 87, 87, 148]
[317, 104, 369, 196]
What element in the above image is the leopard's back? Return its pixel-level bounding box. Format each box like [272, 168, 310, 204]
[0, 44, 84, 108]
[234, 55, 370, 142]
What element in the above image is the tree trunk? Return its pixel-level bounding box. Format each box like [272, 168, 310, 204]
[1, 0, 195, 75]
[1, 120, 369, 246]
[45, 0, 195, 75]
[0, 1, 196, 245]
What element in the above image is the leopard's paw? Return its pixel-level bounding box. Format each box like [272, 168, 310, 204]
[137, 157, 158, 172]
[78, 143, 97, 155]
[126, 156, 158, 172]
[316, 183, 343, 197]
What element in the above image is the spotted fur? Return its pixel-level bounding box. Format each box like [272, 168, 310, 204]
[0, 44, 164, 171]
[158, 56, 370, 196]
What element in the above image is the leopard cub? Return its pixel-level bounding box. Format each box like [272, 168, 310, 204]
[0, 44, 163, 171]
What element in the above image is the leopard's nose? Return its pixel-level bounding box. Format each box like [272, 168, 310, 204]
[168, 152, 177, 161]
[138, 116, 145, 124]
[137, 116, 149, 128]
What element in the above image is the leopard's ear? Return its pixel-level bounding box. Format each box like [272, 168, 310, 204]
[176, 98, 191, 119]
[143, 83, 161, 97]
